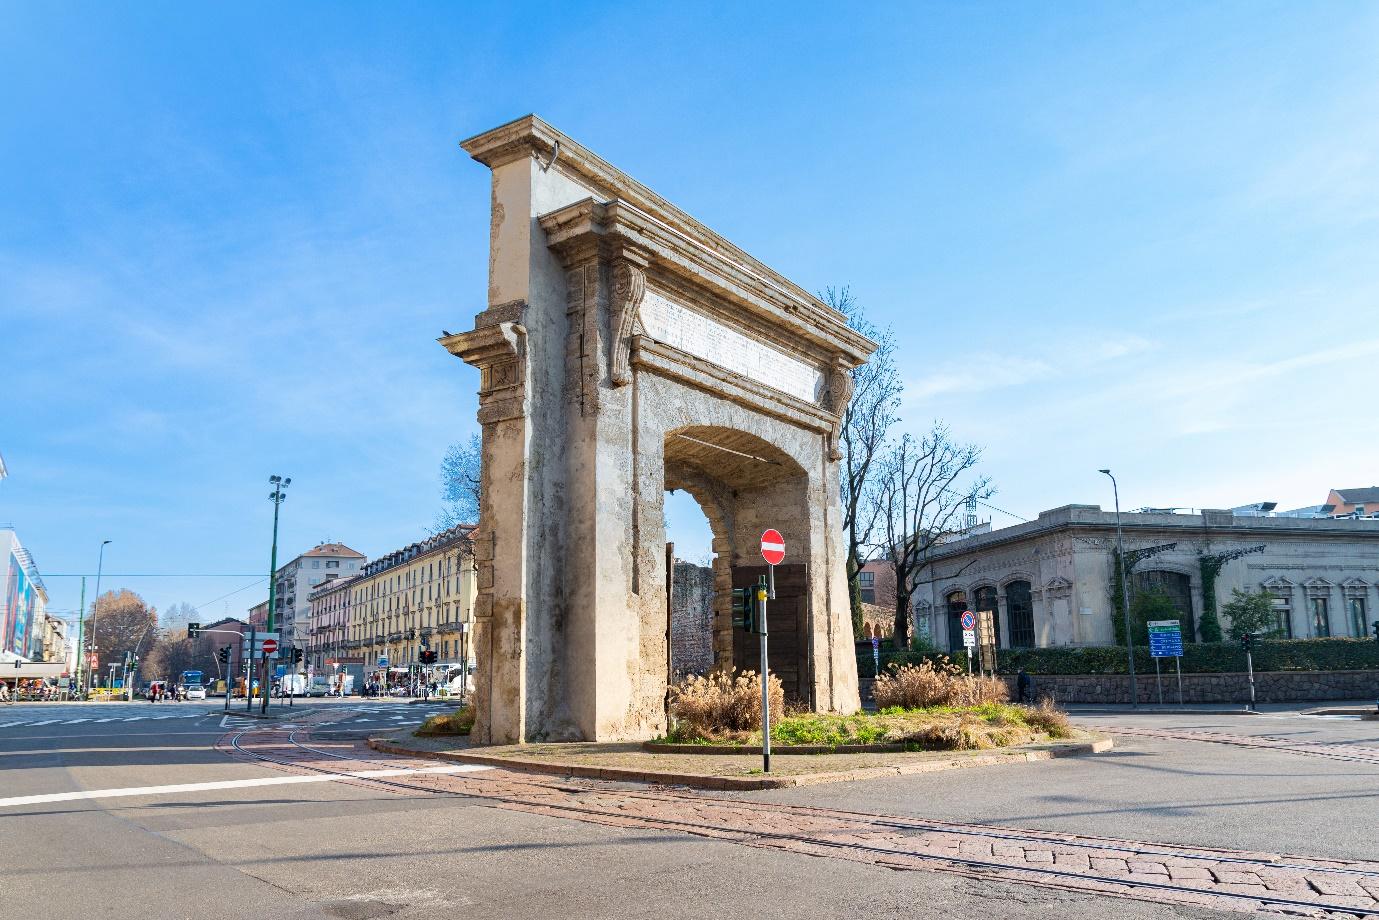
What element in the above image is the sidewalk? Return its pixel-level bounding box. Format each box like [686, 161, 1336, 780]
[1065, 699, 1379, 716]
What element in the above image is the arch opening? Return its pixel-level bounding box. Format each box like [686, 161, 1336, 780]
[662, 425, 813, 703]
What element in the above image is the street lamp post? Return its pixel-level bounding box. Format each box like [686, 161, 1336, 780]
[263, 475, 290, 714]
[88, 540, 111, 694]
[1099, 470, 1138, 709]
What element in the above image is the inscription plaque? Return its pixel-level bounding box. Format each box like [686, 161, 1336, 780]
[639, 290, 823, 403]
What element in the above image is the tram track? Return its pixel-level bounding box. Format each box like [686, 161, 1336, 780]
[217, 713, 1379, 917]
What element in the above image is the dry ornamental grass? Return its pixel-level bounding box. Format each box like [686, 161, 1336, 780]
[668, 669, 784, 741]
[872, 658, 1008, 710]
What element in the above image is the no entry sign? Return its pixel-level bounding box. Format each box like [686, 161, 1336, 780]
[260, 638, 279, 655]
[760, 529, 785, 566]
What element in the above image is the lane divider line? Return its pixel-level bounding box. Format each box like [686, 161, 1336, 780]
[0, 764, 492, 809]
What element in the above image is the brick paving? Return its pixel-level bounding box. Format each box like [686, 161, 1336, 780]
[218, 714, 1379, 918]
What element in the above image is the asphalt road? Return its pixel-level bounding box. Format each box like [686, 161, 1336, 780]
[4, 700, 1371, 919]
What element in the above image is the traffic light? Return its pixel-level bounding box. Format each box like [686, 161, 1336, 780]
[130, 654, 139, 672]
[291, 647, 304, 664]
[1372, 620, 1379, 644]
[187, 622, 201, 639]
[419, 649, 437, 665]
[1240, 632, 1254, 652]
[217, 646, 230, 665]
[731, 588, 754, 633]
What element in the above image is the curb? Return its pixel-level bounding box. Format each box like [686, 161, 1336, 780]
[366, 736, 1113, 791]
[1067, 707, 1265, 715]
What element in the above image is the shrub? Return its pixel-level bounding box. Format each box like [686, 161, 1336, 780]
[416, 704, 475, 736]
[668, 669, 784, 741]
[873, 659, 1009, 710]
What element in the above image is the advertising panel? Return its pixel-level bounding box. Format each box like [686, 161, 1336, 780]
[5, 553, 35, 658]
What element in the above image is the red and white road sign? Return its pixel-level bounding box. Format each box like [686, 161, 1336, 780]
[960, 610, 976, 630]
[260, 638, 279, 655]
[760, 529, 786, 566]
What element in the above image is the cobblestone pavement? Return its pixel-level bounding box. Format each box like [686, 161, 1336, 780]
[1093, 725, 1379, 765]
[217, 712, 1379, 917]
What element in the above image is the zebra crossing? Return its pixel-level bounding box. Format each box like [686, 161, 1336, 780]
[0, 705, 208, 730]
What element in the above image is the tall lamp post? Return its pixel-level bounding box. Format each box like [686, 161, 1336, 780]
[263, 476, 290, 714]
[1099, 470, 1138, 709]
[86, 539, 112, 693]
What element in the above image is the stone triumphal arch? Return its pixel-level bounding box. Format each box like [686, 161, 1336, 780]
[441, 116, 875, 744]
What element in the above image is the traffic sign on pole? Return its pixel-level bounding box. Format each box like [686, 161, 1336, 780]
[261, 638, 279, 655]
[960, 610, 976, 630]
[760, 530, 785, 566]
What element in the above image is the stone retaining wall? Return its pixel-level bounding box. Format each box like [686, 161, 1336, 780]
[1007, 669, 1379, 705]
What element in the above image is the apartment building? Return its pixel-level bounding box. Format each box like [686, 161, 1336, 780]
[342, 524, 477, 678]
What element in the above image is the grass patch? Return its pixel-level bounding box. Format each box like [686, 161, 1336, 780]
[415, 705, 475, 736]
[660, 700, 1075, 751]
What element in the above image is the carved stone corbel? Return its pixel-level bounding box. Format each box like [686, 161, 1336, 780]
[823, 360, 854, 461]
[609, 256, 647, 387]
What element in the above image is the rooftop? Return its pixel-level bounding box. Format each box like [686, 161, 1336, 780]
[1333, 486, 1379, 505]
[300, 542, 366, 559]
[925, 503, 1379, 561]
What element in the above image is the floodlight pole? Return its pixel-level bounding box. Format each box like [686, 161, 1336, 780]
[263, 475, 289, 714]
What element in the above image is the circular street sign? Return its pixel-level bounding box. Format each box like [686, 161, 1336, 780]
[261, 638, 279, 654]
[760, 529, 786, 566]
[960, 610, 976, 630]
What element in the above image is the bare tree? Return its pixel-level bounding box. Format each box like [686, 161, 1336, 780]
[436, 433, 482, 531]
[875, 422, 994, 647]
[85, 589, 157, 669]
[827, 287, 902, 636]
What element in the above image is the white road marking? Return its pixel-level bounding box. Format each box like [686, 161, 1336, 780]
[0, 764, 492, 809]
[27, 720, 61, 726]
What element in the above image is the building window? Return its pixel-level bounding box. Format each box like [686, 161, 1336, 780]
[858, 570, 875, 605]
[1006, 581, 1035, 647]
[1310, 596, 1330, 637]
[1133, 570, 1196, 641]
[974, 586, 1000, 648]
[326, 560, 339, 568]
[312, 560, 320, 568]
[1349, 596, 1368, 638]
[945, 590, 967, 653]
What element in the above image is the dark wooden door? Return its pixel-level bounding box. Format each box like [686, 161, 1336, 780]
[732, 564, 808, 703]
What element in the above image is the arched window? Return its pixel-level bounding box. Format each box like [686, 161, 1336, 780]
[974, 585, 1000, 649]
[1006, 581, 1035, 647]
[945, 590, 967, 652]
[1133, 570, 1195, 640]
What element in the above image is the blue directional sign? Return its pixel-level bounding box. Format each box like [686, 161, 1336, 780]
[1147, 619, 1183, 658]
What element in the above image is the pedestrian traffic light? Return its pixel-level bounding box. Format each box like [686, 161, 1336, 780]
[217, 646, 230, 665]
[187, 622, 201, 638]
[731, 587, 754, 633]
[1240, 632, 1254, 652]
[419, 649, 437, 665]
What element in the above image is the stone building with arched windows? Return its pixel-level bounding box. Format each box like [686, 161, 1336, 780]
[915, 504, 1379, 651]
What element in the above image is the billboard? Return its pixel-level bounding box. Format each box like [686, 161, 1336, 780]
[4, 552, 35, 658]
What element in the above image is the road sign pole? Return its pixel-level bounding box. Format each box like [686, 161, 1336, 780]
[1155, 657, 1163, 706]
[1175, 656, 1183, 706]
[1246, 650, 1256, 712]
[758, 579, 770, 774]
[246, 624, 256, 714]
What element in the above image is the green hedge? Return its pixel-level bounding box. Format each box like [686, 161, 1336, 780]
[858, 638, 1379, 676]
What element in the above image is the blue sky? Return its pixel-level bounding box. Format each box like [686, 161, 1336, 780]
[3, 2, 1377, 624]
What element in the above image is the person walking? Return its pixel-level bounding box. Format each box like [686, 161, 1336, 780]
[1017, 669, 1032, 705]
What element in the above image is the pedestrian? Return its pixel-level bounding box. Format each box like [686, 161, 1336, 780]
[0, 681, 10, 703]
[1017, 668, 1032, 705]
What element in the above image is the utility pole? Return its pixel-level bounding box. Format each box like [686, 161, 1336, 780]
[1099, 470, 1138, 709]
[90, 540, 111, 693]
[264, 475, 290, 715]
[73, 576, 86, 698]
